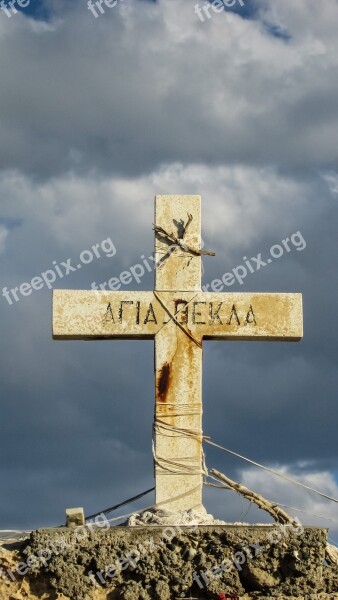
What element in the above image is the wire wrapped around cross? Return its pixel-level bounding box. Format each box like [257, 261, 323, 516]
[153, 212, 216, 257]
[153, 417, 208, 477]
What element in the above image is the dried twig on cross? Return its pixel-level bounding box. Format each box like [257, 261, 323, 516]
[154, 213, 216, 257]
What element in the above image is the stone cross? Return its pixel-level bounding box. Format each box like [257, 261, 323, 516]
[53, 195, 303, 513]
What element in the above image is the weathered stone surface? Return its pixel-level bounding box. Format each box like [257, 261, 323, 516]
[155, 194, 202, 292]
[53, 290, 303, 341]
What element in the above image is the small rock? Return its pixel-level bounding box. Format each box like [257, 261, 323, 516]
[167, 543, 176, 551]
[244, 566, 279, 589]
[183, 548, 197, 562]
[161, 552, 170, 566]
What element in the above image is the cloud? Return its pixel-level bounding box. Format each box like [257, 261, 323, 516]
[0, 160, 336, 530]
[0, 0, 338, 533]
[0, 225, 8, 254]
[322, 171, 338, 196]
[1, 0, 338, 179]
[205, 462, 338, 541]
[241, 464, 338, 538]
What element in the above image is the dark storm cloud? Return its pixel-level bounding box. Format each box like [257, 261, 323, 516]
[0, 0, 338, 531]
[0, 0, 338, 179]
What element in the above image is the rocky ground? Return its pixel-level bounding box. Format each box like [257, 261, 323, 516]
[0, 524, 337, 600]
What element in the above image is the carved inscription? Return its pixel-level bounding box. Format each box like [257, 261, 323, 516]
[104, 300, 256, 327]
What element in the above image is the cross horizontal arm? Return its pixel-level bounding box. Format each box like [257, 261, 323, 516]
[198, 292, 303, 341]
[53, 290, 302, 341]
[52, 290, 159, 339]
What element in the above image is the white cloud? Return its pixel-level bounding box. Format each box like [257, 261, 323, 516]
[0, 225, 8, 254]
[0, 0, 338, 177]
[239, 464, 338, 540]
[322, 171, 338, 196]
[0, 163, 311, 267]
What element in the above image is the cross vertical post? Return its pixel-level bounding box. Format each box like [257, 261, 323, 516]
[154, 195, 204, 512]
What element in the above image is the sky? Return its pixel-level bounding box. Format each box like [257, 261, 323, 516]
[0, 0, 338, 542]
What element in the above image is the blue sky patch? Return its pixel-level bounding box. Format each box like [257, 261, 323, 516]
[0, 218, 23, 230]
[209, 0, 260, 19]
[263, 20, 292, 41]
[0, 0, 50, 21]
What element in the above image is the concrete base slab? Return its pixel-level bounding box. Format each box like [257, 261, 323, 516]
[0, 524, 333, 599]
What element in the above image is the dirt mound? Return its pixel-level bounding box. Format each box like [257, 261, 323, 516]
[0, 524, 337, 600]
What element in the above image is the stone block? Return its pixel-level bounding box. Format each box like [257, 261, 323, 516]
[65, 507, 85, 528]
